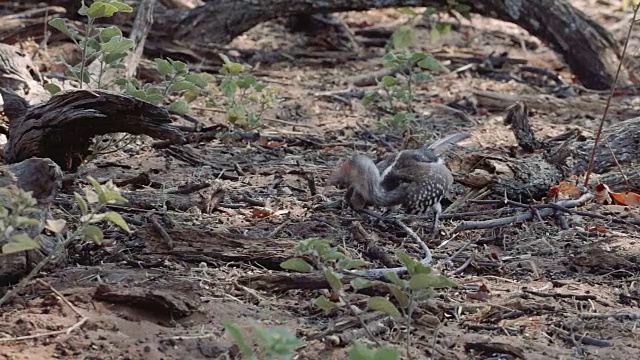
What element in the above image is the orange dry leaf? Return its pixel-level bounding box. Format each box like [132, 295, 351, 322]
[584, 225, 608, 234]
[251, 207, 274, 218]
[257, 136, 287, 148]
[547, 180, 583, 201]
[593, 183, 640, 206]
[610, 191, 640, 206]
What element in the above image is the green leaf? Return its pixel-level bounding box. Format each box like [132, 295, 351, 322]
[219, 53, 232, 65]
[324, 268, 343, 292]
[104, 51, 127, 65]
[169, 59, 187, 74]
[236, 75, 257, 89]
[85, 38, 102, 54]
[280, 258, 314, 273]
[101, 189, 128, 204]
[170, 80, 199, 92]
[183, 89, 200, 103]
[44, 83, 62, 95]
[114, 78, 130, 87]
[155, 58, 172, 76]
[65, 63, 90, 84]
[350, 278, 373, 291]
[409, 273, 458, 290]
[367, 296, 401, 317]
[99, 26, 122, 42]
[184, 74, 208, 88]
[384, 272, 406, 287]
[373, 346, 401, 360]
[337, 258, 369, 270]
[348, 342, 376, 360]
[220, 79, 238, 99]
[387, 284, 410, 308]
[48, 18, 71, 37]
[108, 1, 133, 12]
[431, 22, 451, 44]
[398, 7, 419, 16]
[381, 75, 398, 87]
[230, 63, 245, 74]
[78, 2, 88, 16]
[396, 251, 418, 274]
[74, 192, 89, 215]
[224, 323, 256, 360]
[408, 52, 428, 64]
[417, 54, 445, 72]
[168, 100, 189, 114]
[252, 326, 303, 354]
[423, 7, 437, 16]
[14, 216, 41, 227]
[390, 25, 415, 49]
[86, 2, 119, 18]
[314, 295, 339, 314]
[87, 176, 104, 196]
[2, 234, 40, 254]
[101, 37, 134, 54]
[104, 211, 131, 233]
[144, 93, 164, 105]
[83, 225, 104, 244]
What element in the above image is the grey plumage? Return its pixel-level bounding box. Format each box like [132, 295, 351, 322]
[330, 132, 470, 232]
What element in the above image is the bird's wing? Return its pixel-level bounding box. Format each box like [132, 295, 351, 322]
[424, 132, 471, 154]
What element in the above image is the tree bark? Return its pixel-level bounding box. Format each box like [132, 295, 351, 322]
[163, 0, 624, 90]
[0, 88, 185, 171]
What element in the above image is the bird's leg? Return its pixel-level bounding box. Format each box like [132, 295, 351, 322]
[431, 202, 442, 235]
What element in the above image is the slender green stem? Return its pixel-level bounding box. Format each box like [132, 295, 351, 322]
[79, 18, 95, 89]
[405, 291, 415, 360]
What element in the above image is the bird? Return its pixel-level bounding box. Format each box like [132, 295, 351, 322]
[330, 132, 470, 232]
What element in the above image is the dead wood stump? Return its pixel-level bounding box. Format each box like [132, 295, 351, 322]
[0, 88, 185, 171]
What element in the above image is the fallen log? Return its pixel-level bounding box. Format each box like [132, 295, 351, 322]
[9, 0, 625, 90]
[158, 0, 623, 90]
[0, 88, 185, 171]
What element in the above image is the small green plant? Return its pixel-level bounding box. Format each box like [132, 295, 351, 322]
[0, 176, 131, 307]
[281, 238, 458, 359]
[116, 58, 210, 115]
[225, 322, 304, 360]
[0, 186, 48, 255]
[348, 342, 401, 360]
[365, 5, 468, 133]
[0, 177, 130, 256]
[363, 51, 447, 131]
[47, 0, 134, 91]
[393, 4, 471, 47]
[205, 54, 278, 129]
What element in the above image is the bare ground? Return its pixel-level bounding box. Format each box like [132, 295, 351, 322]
[1, 1, 640, 359]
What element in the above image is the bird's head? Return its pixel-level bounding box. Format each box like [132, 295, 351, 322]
[330, 154, 378, 188]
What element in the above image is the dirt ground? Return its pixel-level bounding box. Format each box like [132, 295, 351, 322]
[2, 1, 640, 359]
